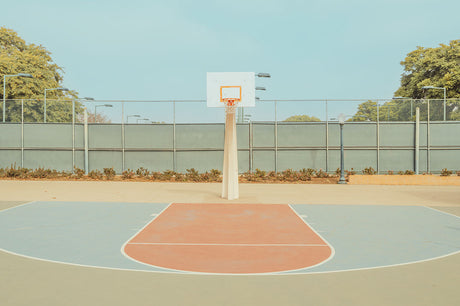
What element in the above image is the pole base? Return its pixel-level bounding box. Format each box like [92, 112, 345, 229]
[338, 177, 347, 184]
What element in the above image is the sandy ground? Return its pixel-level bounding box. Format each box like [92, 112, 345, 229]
[1, 180, 460, 305]
[0, 180, 459, 206]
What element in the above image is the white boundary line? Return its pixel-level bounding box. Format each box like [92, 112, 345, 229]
[1, 203, 460, 276]
[283, 204, 336, 273]
[424, 206, 460, 219]
[0, 200, 38, 213]
[126, 242, 328, 247]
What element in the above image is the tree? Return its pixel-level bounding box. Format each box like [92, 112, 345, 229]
[351, 40, 460, 121]
[394, 39, 460, 120]
[395, 39, 460, 99]
[284, 115, 321, 122]
[0, 27, 82, 122]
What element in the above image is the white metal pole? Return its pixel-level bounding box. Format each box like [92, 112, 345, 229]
[2, 76, 6, 122]
[44, 90, 47, 123]
[443, 88, 446, 121]
[415, 107, 420, 174]
[21, 99, 24, 167]
[84, 108, 89, 174]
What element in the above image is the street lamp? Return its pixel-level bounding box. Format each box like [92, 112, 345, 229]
[256, 73, 271, 78]
[3, 73, 33, 122]
[127, 114, 140, 123]
[337, 113, 347, 184]
[94, 104, 113, 123]
[422, 86, 447, 121]
[44, 87, 69, 123]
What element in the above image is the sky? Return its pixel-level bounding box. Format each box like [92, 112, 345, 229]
[2, 0, 459, 123]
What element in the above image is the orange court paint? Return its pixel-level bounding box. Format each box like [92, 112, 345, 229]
[124, 203, 332, 274]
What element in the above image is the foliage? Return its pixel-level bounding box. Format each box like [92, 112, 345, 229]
[186, 168, 201, 182]
[88, 170, 103, 180]
[73, 167, 85, 179]
[135, 167, 150, 178]
[103, 167, 116, 180]
[284, 115, 321, 122]
[122, 169, 135, 179]
[0, 27, 82, 122]
[395, 40, 460, 100]
[362, 167, 377, 175]
[440, 168, 453, 176]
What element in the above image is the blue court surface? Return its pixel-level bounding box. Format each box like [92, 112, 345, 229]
[1, 201, 459, 275]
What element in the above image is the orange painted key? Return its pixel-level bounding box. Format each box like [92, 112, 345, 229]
[124, 203, 333, 274]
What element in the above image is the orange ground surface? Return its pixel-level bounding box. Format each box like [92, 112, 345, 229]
[124, 203, 332, 273]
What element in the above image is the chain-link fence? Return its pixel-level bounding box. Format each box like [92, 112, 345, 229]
[1, 98, 459, 174]
[1, 98, 460, 124]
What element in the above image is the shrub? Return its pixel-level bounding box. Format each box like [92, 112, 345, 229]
[281, 169, 298, 182]
[103, 167, 116, 180]
[362, 167, 377, 175]
[136, 167, 150, 178]
[346, 168, 356, 176]
[201, 169, 222, 182]
[254, 169, 266, 180]
[298, 168, 312, 181]
[397, 171, 404, 175]
[122, 169, 135, 179]
[5, 165, 22, 178]
[404, 170, 415, 175]
[186, 168, 201, 182]
[88, 169, 103, 180]
[161, 170, 176, 181]
[387, 170, 394, 175]
[440, 168, 453, 176]
[73, 167, 85, 179]
[31, 167, 53, 178]
[457, 171, 460, 177]
[150, 171, 162, 181]
[315, 169, 329, 178]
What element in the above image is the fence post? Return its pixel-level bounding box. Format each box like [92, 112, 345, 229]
[325, 99, 329, 172]
[173, 100, 176, 172]
[249, 120, 252, 173]
[21, 99, 24, 167]
[121, 101, 125, 173]
[415, 107, 420, 174]
[84, 108, 88, 174]
[274, 100, 278, 173]
[427, 99, 430, 173]
[72, 99, 75, 170]
[376, 102, 380, 174]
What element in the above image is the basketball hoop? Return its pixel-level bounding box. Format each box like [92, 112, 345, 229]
[220, 86, 241, 114]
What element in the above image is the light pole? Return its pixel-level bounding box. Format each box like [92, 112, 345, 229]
[337, 113, 347, 184]
[422, 86, 447, 121]
[127, 114, 140, 123]
[3, 73, 33, 122]
[94, 104, 112, 123]
[44, 87, 69, 123]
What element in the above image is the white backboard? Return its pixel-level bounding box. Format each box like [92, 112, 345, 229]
[207, 72, 255, 107]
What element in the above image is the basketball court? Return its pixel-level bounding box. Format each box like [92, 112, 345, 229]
[1, 181, 460, 305]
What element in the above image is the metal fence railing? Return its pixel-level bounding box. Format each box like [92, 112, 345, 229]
[1, 98, 460, 124]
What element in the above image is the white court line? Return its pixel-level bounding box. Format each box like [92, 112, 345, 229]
[127, 242, 328, 247]
[0, 201, 38, 213]
[424, 206, 460, 220]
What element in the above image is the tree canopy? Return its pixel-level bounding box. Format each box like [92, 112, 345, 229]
[351, 40, 460, 121]
[0, 27, 82, 122]
[395, 39, 460, 99]
[284, 114, 321, 122]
